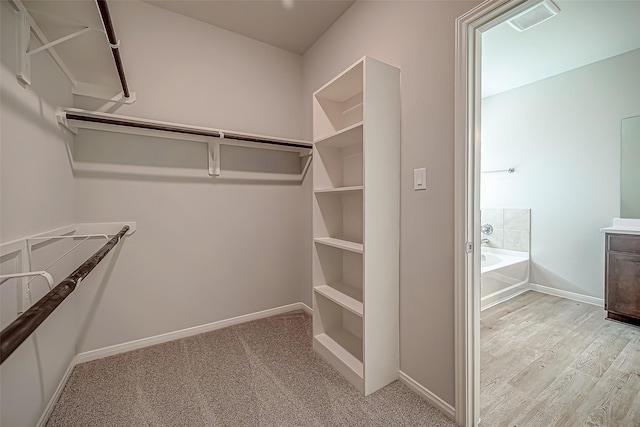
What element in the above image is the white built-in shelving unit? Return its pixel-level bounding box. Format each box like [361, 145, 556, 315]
[312, 57, 400, 396]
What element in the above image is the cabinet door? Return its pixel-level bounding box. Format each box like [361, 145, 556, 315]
[607, 251, 640, 318]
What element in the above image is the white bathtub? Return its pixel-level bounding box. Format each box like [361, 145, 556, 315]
[481, 248, 529, 310]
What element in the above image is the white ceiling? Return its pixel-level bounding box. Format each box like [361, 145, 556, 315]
[141, 0, 356, 55]
[482, 1, 640, 97]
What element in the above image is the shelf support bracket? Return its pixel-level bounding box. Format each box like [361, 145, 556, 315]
[17, 12, 97, 85]
[208, 137, 221, 176]
[17, 11, 31, 85]
[26, 27, 95, 57]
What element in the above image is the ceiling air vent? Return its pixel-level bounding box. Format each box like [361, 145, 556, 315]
[507, 0, 560, 32]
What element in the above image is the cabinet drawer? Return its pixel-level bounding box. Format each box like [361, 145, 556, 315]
[608, 234, 640, 254]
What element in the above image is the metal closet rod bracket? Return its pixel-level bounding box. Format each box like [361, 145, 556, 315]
[0, 272, 54, 290]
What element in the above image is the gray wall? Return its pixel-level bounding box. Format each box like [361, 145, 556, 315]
[302, 0, 478, 406]
[71, 1, 309, 352]
[481, 49, 640, 299]
[1, 1, 77, 425]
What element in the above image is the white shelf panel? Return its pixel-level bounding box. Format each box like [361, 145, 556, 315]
[314, 186, 363, 194]
[314, 332, 363, 374]
[314, 122, 363, 146]
[314, 237, 363, 254]
[314, 59, 364, 102]
[315, 284, 363, 316]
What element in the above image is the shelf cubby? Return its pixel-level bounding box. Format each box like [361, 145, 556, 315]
[313, 243, 363, 315]
[313, 61, 364, 140]
[313, 190, 362, 245]
[313, 292, 363, 389]
[313, 332, 363, 391]
[314, 124, 363, 190]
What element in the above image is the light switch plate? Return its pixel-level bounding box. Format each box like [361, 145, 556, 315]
[414, 168, 427, 190]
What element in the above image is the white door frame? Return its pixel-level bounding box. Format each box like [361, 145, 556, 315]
[453, 0, 548, 425]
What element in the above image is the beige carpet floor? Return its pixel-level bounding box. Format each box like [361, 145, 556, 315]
[47, 310, 457, 426]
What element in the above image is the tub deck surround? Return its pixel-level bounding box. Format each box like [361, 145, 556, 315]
[481, 247, 528, 274]
[600, 218, 640, 235]
[479, 208, 531, 310]
[480, 248, 530, 311]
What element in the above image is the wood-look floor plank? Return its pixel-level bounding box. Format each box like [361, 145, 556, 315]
[610, 340, 640, 372]
[480, 383, 532, 427]
[480, 291, 549, 326]
[570, 330, 629, 378]
[481, 291, 640, 427]
[481, 318, 554, 358]
[557, 367, 640, 426]
[506, 312, 599, 395]
[510, 366, 598, 427]
[620, 384, 640, 426]
[481, 293, 557, 333]
[481, 322, 567, 379]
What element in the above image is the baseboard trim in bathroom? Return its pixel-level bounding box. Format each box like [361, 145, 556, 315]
[529, 283, 604, 308]
[398, 370, 456, 421]
[481, 281, 529, 311]
[38, 302, 312, 426]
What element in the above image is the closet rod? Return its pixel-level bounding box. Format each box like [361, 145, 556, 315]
[0, 226, 129, 365]
[65, 113, 313, 150]
[96, 0, 130, 98]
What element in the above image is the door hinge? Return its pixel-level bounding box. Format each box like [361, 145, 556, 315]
[465, 242, 473, 254]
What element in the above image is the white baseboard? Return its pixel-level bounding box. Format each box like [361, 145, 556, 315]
[76, 302, 310, 364]
[481, 281, 529, 311]
[39, 302, 310, 425]
[299, 302, 313, 315]
[398, 370, 456, 421]
[529, 283, 604, 308]
[36, 355, 78, 427]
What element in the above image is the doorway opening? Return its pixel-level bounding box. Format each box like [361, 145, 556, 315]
[455, 1, 640, 425]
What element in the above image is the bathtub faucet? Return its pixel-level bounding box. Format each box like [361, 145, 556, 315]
[481, 238, 490, 244]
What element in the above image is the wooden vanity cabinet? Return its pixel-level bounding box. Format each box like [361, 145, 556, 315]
[605, 233, 640, 326]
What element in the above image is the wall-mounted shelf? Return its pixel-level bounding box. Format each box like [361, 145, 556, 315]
[56, 108, 312, 182]
[312, 56, 400, 396]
